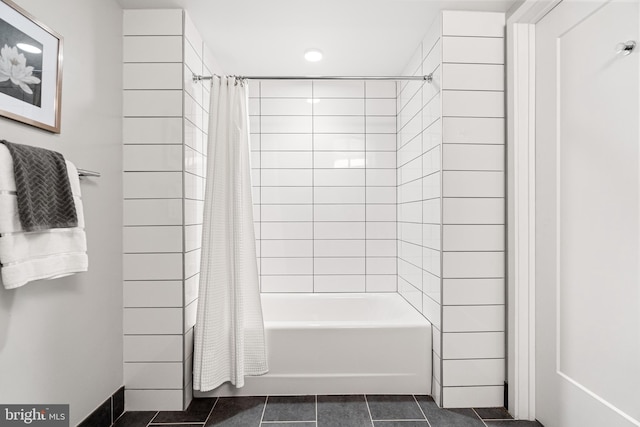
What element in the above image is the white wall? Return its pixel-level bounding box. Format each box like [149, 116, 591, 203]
[0, 0, 123, 425]
[248, 80, 398, 293]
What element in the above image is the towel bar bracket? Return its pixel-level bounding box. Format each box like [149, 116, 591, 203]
[77, 168, 100, 178]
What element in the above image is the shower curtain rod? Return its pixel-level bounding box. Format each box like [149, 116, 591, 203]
[192, 73, 433, 83]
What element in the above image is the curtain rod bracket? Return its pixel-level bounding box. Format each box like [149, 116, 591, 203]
[193, 73, 214, 83]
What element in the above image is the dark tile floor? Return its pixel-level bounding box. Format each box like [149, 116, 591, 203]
[113, 395, 544, 427]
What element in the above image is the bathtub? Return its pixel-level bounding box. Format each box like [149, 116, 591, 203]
[196, 292, 432, 397]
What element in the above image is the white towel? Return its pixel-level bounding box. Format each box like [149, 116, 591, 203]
[0, 145, 88, 290]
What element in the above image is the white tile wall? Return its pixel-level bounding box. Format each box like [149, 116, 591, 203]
[124, 363, 183, 389]
[260, 80, 312, 97]
[261, 240, 313, 258]
[442, 225, 505, 251]
[123, 254, 183, 280]
[123, 9, 213, 411]
[398, 11, 505, 408]
[124, 281, 183, 308]
[315, 275, 366, 293]
[124, 63, 183, 90]
[124, 145, 184, 172]
[124, 199, 183, 226]
[314, 99, 364, 115]
[442, 386, 504, 408]
[442, 198, 504, 224]
[250, 79, 397, 293]
[442, 117, 504, 144]
[442, 37, 505, 64]
[399, 277, 422, 312]
[124, 308, 183, 335]
[181, 13, 213, 408]
[441, 10, 505, 37]
[124, 335, 183, 362]
[442, 331, 505, 360]
[397, 12, 441, 324]
[440, 10, 505, 408]
[442, 171, 504, 197]
[442, 91, 504, 118]
[261, 116, 312, 133]
[315, 134, 365, 151]
[125, 390, 183, 412]
[441, 64, 504, 91]
[442, 251, 504, 278]
[123, 9, 183, 35]
[184, 275, 199, 305]
[366, 99, 396, 116]
[396, 15, 444, 405]
[366, 275, 396, 292]
[123, 36, 183, 63]
[259, 134, 311, 151]
[260, 276, 314, 293]
[442, 305, 505, 332]
[442, 145, 504, 171]
[123, 172, 182, 199]
[123, 118, 183, 144]
[442, 278, 504, 305]
[123, 90, 183, 117]
[314, 81, 365, 98]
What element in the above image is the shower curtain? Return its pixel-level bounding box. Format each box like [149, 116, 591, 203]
[193, 76, 268, 392]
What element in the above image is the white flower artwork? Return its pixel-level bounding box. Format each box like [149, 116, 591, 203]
[0, 44, 41, 95]
[0, 0, 62, 132]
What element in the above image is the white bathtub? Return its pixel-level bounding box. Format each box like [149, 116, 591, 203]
[197, 293, 432, 397]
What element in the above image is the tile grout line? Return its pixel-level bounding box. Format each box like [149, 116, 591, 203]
[259, 395, 269, 425]
[201, 396, 219, 427]
[144, 411, 159, 427]
[472, 407, 491, 427]
[149, 423, 205, 426]
[412, 395, 432, 427]
[362, 395, 375, 427]
[146, 411, 160, 426]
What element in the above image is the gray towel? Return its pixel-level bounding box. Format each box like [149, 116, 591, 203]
[1, 140, 77, 232]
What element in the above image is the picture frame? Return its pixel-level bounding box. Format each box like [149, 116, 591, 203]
[0, 0, 63, 133]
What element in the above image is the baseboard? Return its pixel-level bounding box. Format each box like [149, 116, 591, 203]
[77, 386, 124, 427]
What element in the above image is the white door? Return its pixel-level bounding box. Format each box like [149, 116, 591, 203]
[535, 0, 640, 426]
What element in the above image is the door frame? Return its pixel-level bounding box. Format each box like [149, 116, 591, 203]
[506, 0, 561, 420]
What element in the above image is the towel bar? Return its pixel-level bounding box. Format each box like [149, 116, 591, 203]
[77, 168, 100, 178]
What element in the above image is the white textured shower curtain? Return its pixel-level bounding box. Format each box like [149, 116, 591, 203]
[193, 76, 268, 392]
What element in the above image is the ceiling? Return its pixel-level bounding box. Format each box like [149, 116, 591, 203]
[117, 0, 518, 76]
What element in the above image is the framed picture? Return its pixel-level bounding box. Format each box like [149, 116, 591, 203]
[0, 0, 62, 133]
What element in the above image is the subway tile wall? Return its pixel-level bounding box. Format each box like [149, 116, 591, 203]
[397, 12, 444, 406]
[440, 10, 505, 409]
[397, 11, 506, 408]
[249, 80, 398, 293]
[123, 9, 218, 411]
